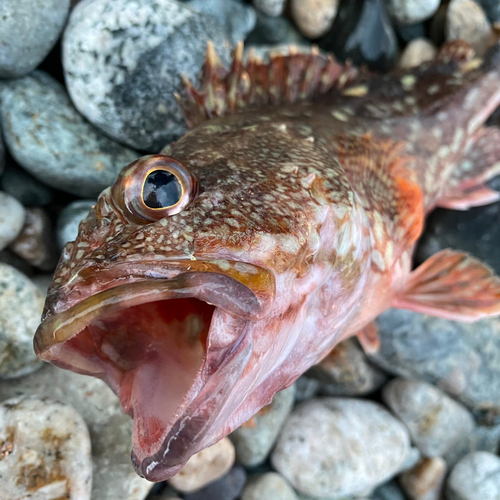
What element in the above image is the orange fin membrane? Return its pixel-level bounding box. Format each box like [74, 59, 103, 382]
[438, 127, 500, 210]
[176, 41, 359, 127]
[356, 322, 380, 355]
[393, 249, 500, 322]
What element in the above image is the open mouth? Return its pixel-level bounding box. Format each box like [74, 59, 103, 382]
[34, 260, 274, 477]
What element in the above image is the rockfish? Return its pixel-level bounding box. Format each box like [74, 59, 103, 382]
[35, 40, 500, 481]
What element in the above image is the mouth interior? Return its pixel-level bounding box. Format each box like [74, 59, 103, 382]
[61, 297, 215, 457]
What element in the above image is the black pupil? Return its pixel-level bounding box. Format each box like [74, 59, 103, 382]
[143, 170, 182, 209]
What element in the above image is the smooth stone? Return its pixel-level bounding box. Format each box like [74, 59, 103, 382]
[183, 465, 246, 500]
[63, 0, 232, 151]
[399, 457, 446, 500]
[187, 0, 256, 45]
[371, 309, 500, 425]
[57, 199, 95, 250]
[168, 437, 235, 493]
[382, 378, 475, 458]
[372, 481, 407, 500]
[446, 0, 493, 56]
[290, 0, 340, 38]
[9, 208, 58, 271]
[253, 0, 286, 17]
[0, 192, 25, 252]
[230, 384, 295, 467]
[294, 375, 320, 402]
[307, 338, 387, 396]
[1, 71, 138, 198]
[0, 396, 92, 500]
[242, 472, 298, 500]
[271, 398, 411, 498]
[0, 364, 153, 500]
[386, 0, 440, 24]
[0, 264, 44, 379]
[320, 0, 398, 72]
[398, 38, 437, 68]
[395, 22, 427, 43]
[0, 0, 70, 78]
[246, 11, 307, 45]
[447, 452, 500, 500]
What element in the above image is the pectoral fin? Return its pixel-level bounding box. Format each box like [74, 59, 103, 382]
[356, 322, 380, 354]
[392, 249, 500, 322]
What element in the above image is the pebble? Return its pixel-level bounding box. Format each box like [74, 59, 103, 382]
[372, 481, 407, 500]
[0, 72, 138, 198]
[399, 457, 446, 500]
[398, 38, 438, 68]
[387, 0, 440, 24]
[0, 396, 92, 500]
[382, 378, 475, 458]
[0, 192, 25, 252]
[9, 208, 58, 271]
[168, 437, 235, 493]
[372, 309, 500, 425]
[246, 11, 307, 46]
[0, 0, 70, 78]
[290, 0, 340, 39]
[183, 465, 246, 500]
[447, 452, 500, 500]
[0, 364, 153, 500]
[63, 0, 232, 151]
[0, 263, 44, 379]
[446, 0, 493, 56]
[253, 0, 286, 17]
[57, 199, 95, 250]
[230, 384, 295, 467]
[294, 376, 320, 402]
[307, 338, 387, 396]
[187, 0, 256, 45]
[271, 398, 411, 498]
[242, 472, 298, 500]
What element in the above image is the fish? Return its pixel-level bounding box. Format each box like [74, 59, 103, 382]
[34, 40, 500, 481]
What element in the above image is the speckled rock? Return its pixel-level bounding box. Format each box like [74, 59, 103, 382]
[0, 364, 153, 500]
[183, 465, 246, 500]
[242, 472, 298, 500]
[446, 0, 493, 55]
[372, 309, 500, 424]
[398, 38, 438, 68]
[0, 0, 70, 78]
[307, 338, 387, 396]
[57, 199, 95, 250]
[187, 0, 256, 45]
[271, 398, 411, 498]
[0, 264, 44, 379]
[399, 457, 446, 500]
[63, 0, 232, 151]
[230, 384, 295, 467]
[291, 0, 339, 38]
[387, 0, 440, 24]
[382, 378, 475, 458]
[253, 0, 285, 17]
[1, 72, 138, 198]
[247, 11, 307, 45]
[447, 452, 500, 500]
[0, 192, 25, 252]
[168, 438, 235, 493]
[0, 396, 92, 500]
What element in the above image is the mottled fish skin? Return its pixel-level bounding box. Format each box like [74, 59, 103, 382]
[34, 41, 500, 481]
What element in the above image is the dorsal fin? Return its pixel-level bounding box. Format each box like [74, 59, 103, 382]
[176, 41, 359, 128]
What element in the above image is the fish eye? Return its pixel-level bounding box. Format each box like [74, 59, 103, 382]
[111, 154, 198, 223]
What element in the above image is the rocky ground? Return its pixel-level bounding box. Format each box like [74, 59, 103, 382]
[1, 0, 500, 499]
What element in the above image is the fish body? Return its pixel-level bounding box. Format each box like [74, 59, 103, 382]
[35, 41, 500, 481]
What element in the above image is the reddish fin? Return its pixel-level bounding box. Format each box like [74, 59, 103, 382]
[438, 127, 500, 210]
[176, 41, 359, 127]
[356, 322, 380, 355]
[393, 249, 500, 322]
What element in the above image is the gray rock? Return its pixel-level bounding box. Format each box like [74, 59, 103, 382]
[307, 338, 387, 396]
[386, 0, 440, 24]
[230, 384, 295, 467]
[0, 192, 25, 251]
[242, 473, 298, 500]
[247, 11, 307, 45]
[0, 126, 4, 176]
[253, 0, 286, 17]
[0, 0, 70, 78]
[371, 481, 407, 500]
[0, 263, 44, 379]
[372, 309, 500, 425]
[187, 0, 256, 45]
[0, 396, 92, 500]
[447, 452, 500, 500]
[271, 398, 411, 498]
[0, 364, 153, 500]
[294, 375, 320, 402]
[57, 199, 95, 250]
[183, 465, 247, 500]
[291, 0, 340, 39]
[63, 0, 232, 151]
[477, 0, 500, 23]
[0, 72, 138, 197]
[399, 457, 446, 500]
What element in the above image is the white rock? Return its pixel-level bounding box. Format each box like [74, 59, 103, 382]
[399, 38, 438, 68]
[290, 0, 339, 38]
[0, 192, 25, 251]
[242, 472, 299, 500]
